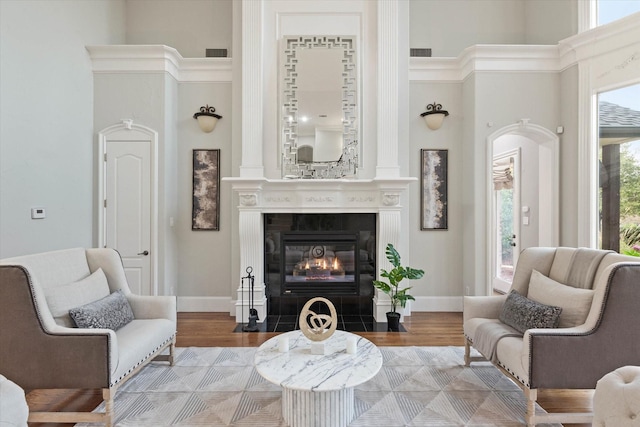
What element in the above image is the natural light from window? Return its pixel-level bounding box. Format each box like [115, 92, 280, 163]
[598, 84, 640, 255]
[598, 0, 640, 25]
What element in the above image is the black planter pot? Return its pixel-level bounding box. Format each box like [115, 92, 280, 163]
[386, 311, 401, 332]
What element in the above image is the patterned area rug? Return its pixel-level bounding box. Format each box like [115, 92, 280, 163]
[78, 346, 560, 427]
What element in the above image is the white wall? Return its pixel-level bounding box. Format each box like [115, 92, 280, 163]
[559, 65, 580, 246]
[177, 82, 233, 298]
[162, 75, 179, 296]
[125, 0, 233, 58]
[0, 0, 125, 258]
[409, 0, 576, 57]
[524, 0, 577, 45]
[93, 72, 181, 295]
[409, 82, 464, 302]
[466, 72, 560, 295]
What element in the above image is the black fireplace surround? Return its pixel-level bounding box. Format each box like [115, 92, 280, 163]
[264, 213, 376, 331]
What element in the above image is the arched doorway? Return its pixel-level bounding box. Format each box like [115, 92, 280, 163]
[486, 120, 559, 294]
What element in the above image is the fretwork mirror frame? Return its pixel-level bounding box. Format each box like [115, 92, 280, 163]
[280, 35, 360, 179]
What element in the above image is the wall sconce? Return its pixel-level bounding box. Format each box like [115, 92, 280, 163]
[420, 102, 449, 130]
[193, 105, 222, 133]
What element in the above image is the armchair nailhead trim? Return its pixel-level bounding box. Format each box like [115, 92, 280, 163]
[110, 334, 176, 387]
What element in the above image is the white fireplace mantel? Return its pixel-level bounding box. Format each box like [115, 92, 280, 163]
[224, 177, 416, 322]
[224, 177, 416, 212]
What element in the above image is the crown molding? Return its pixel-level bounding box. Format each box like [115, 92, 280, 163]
[410, 13, 640, 82]
[86, 45, 232, 82]
[558, 12, 640, 69]
[410, 44, 560, 82]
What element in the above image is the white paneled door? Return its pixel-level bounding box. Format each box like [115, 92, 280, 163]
[104, 140, 152, 296]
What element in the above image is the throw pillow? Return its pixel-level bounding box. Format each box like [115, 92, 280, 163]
[69, 290, 135, 331]
[527, 269, 595, 328]
[499, 290, 562, 334]
[44, 268, 111, 327]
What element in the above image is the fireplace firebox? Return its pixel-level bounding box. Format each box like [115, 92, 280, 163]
[264, 213, 376, 321]
[281, 232, 359, 295]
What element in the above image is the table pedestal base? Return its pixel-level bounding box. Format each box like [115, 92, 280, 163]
[282, 387, 354, 427]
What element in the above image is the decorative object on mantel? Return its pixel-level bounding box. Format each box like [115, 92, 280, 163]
[420, 102, 449, 130]
[421, 148, 448, 230]
[373, 243, 424, 332]
[299, 297, 338, 350]
[193, 105, 222, 133]
[192, 149, 220, 230]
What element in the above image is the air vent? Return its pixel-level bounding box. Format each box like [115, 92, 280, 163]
[410, 48, 432, 57]
[206, 48, 228, 58]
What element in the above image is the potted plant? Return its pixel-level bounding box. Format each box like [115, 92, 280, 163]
[373, 243, 425, 331]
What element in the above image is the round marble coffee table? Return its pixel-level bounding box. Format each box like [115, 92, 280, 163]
[254, 329, 382, 427]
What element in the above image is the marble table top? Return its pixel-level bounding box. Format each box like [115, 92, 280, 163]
[254, 329, 383, 392]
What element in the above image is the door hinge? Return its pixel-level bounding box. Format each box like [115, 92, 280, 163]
[104, 153, 107, 162]
[104, 199, 107, 208]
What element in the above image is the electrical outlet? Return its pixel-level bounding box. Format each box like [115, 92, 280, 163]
[31, 207, 46, 219]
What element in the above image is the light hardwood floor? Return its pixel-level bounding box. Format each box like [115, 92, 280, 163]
[26, 312, 592, 426]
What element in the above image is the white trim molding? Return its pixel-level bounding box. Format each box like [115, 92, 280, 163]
[410, 45, 561, 82]
[86, 45, 232, 82]
[410, 13, 640, 83]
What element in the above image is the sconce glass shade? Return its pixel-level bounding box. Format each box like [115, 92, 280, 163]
[420, 102, 449, 130]
[193, 105, 222, 133]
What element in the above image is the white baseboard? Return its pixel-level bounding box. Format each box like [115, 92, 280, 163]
[177, 296, 234, 313]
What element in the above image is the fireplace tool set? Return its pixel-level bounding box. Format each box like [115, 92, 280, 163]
[242, 266, 260, 332]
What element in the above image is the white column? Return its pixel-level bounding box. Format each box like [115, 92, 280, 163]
[577, 62, 597, 248]
[374, 197, 402, 321]
[235, 205, 267, 323]
[376, 0, 400, 178]
[240, 0, 264, 178]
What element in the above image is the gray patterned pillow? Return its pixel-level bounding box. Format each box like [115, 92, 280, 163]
[499, 290, 562, 334]
[69, 290, 134, 330]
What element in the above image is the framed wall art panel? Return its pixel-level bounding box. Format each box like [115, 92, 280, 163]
[420, 149, 448, 230]
[192, 149, 220, 231]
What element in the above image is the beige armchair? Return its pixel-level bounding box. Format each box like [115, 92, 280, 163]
[463, 247, 640, 426]
[0, 248, 176, 426]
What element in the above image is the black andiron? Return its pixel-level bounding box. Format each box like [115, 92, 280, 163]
[242, 266, 260, 332]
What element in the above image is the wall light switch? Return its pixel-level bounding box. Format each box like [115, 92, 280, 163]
[31, 207, 46, 219]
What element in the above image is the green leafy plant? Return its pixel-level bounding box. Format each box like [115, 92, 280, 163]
[373, 243, 425, 313]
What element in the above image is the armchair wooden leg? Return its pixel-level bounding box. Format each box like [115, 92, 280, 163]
[103, 387, 114, 427]
[525, 387, 537, 427]
[464, 338, 472, 366]
[169, 340, 176, 366]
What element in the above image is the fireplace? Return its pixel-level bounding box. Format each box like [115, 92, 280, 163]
[227, 177, 414, 325]
[281, 231, 360, 295]
[264, 213, 376, 321]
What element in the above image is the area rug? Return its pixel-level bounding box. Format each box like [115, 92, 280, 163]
[78, 346, 560, 427]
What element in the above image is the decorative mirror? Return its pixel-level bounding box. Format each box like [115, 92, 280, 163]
[280, 36, 359, 179]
